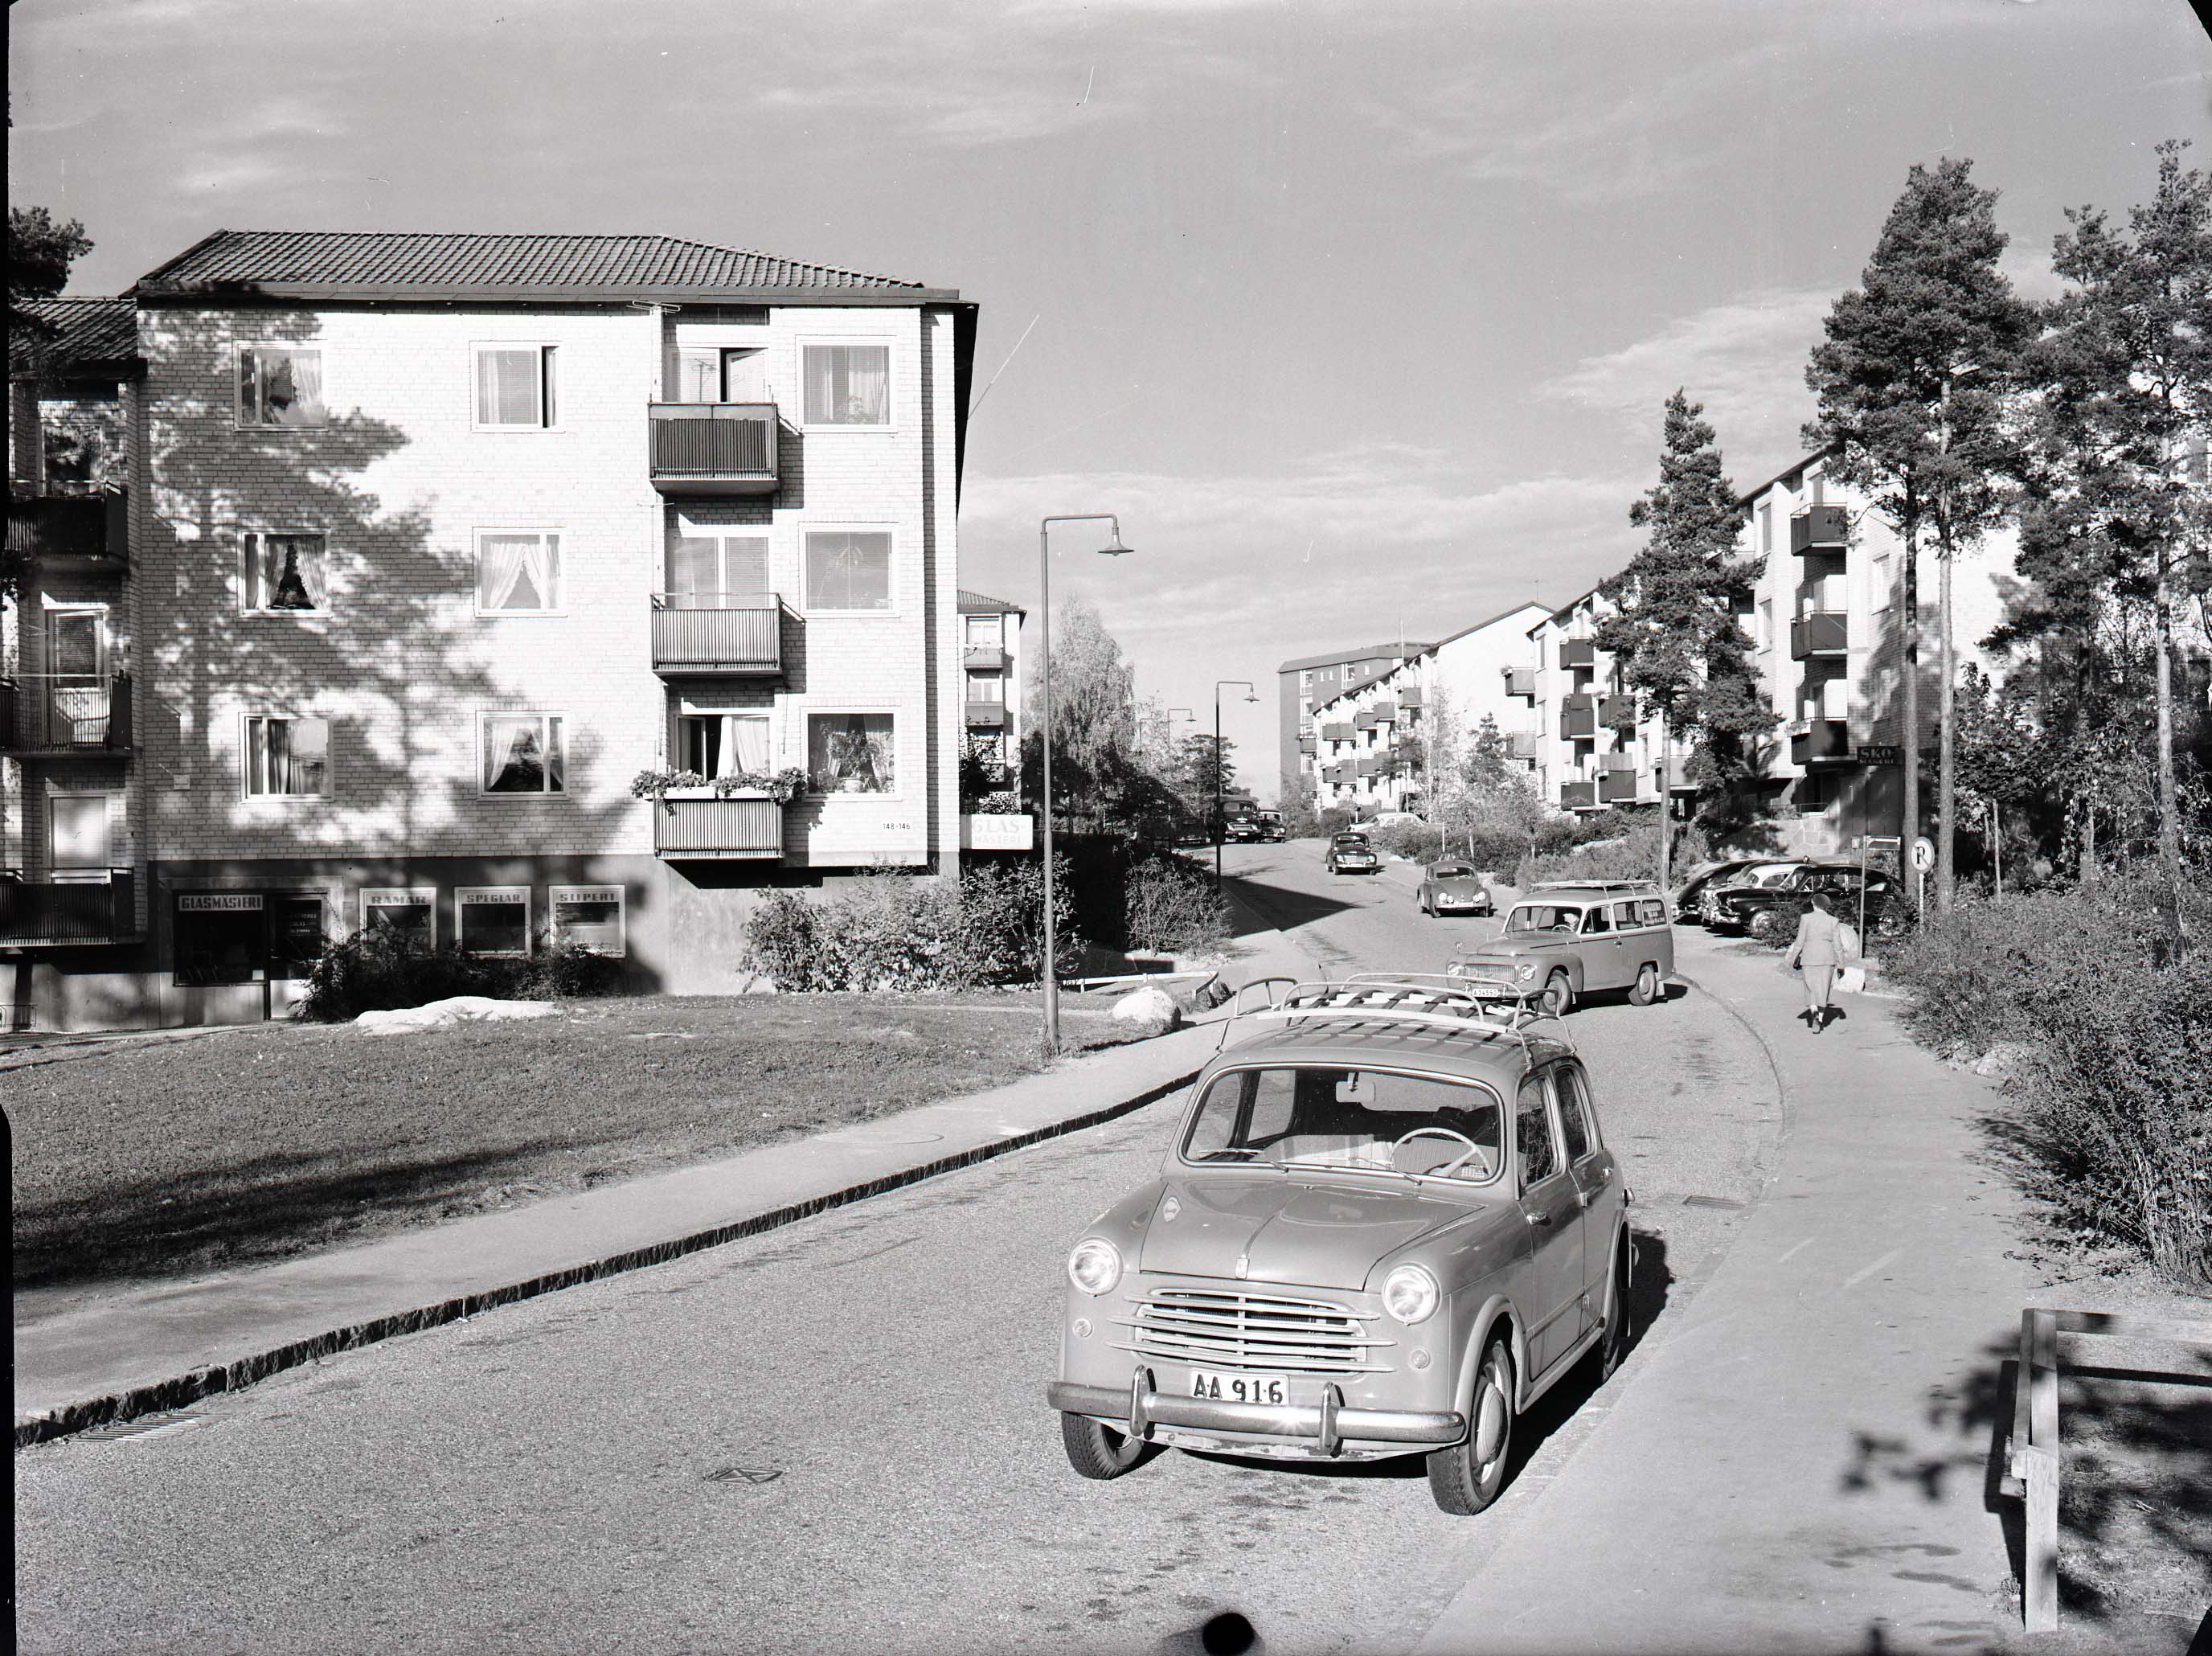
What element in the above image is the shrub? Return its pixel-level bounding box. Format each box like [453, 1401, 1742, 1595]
[1124, 852, 1231, 955]
[1514, 823, 1662, 892]
[1884, 872, 2212, 1292]
[297, 927, 623, 1020]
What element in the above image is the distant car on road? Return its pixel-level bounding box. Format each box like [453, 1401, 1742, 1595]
[1047, 976, 1634, 1515]
[1418, 859, 1494, 917]
[1252, 810, 1287, 843]
[1326, 833, 1381, 875]
[1448, 881, 1673, 1016]
[1224, 816, 1262, 842]
[1696, 860, 1805, 927]
[1713, 863, 1910, 941]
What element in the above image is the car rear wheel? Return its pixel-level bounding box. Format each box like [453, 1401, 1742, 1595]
[1060, 1412, 1156, 1481]
[1628, 962, 1661, 1006]
[1591, 1238, 1633, 1383]
[1747, 909, 1781, 941]
[1541, 972, 1573, 1019]
[1428, 1334, 1515, 1515]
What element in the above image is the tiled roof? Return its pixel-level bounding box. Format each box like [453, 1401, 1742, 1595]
[957, 588, 1026, 616]
[10, 297, 140, 376]
[132, 230, 943, 301]
[1276, 641, 1433, 674]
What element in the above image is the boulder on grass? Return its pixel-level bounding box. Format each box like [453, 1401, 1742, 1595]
[354, 996, 560, 1036]
[1111, 986, 1182, 1035]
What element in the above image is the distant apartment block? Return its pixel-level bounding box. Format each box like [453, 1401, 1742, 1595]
[2, 231, 979, 1028]
[1275, 640, 1431, 807]
[956, 587, 1030, 851]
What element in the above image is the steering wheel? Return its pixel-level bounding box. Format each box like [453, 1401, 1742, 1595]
[1391, 1126, 1487, 1178]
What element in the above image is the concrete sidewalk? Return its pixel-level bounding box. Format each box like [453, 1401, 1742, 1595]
[1417, 933, 2054, 1654]
[16, 906, 1317, 1447]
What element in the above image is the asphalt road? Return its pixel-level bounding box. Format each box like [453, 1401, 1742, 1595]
[16, 842, 1788, 1655]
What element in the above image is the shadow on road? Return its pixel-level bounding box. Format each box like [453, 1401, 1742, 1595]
[1218, 867, 1365, 941]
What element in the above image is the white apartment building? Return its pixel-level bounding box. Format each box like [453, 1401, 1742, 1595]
[956, 587, 1031, 851]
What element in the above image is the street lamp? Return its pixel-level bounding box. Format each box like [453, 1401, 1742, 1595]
[1038, 514, 1134, 1056]
[1214, 679, 1257, 886]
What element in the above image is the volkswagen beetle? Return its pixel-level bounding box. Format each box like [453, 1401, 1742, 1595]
[1418, 859, 1493, 917]
[1046, 978, 1634, 1515]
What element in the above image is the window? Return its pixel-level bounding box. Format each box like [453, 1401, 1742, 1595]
[480, 712, 566, 795]
[244, 715, 330, 798]
[242, 532, 327, 613]
[549, 884, 625, 956]
[1758, 502, 1773, 552]
[1182, 1065, 1503, 1180]
[1636, 897, 1667, 926]
[457, 887, 532, 957]
[473, 345, 558, 429]
[1612, 900, 1641, 929]
[268, 893, 330, 978]
[1872, 553, 1894, 613]
[237, 345, 326, 428]
[666, 532, 769, 606]
[1516, 1077, 1559, 1191]
[1757, 599, 1774, 650]
[807, 711, 895, 794]
[361, 887, 436, 944]
[1583, 905, 1612, 934]
[1553, 1067, 1595, 1163]
[676, 712, 771, 780]
[670, 346, 768, 404]
[475, 531, 563, 614]
[803, 530, 892, 612]
[802, 343, 890, 426]
[967, 671, 1005, 704]
[965, 614, 1002, 650]
[174, 892, 268, 985]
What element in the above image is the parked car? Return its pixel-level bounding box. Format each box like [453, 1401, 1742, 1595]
[1224, 816, 1262, 842]
[1047, 976, 1634, 1515]
[1696, 859, 1805, 927]
[1326, 833, 1380, 875]
[1418, 859, 1494, 917]
[1712, 863, 1911, 941]
[1252, 810, 1288, 843]
[1448, 881, 1674, 1016]
[1671, 859, 1762, 924]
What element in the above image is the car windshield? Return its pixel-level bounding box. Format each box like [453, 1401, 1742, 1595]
[1506, 904, 1584, 935]
[1433, 863, 1473, 878]
[1184, 1065, 1505, 1182]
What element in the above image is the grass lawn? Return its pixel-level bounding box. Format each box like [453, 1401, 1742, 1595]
[8, 994, 1135, 1293]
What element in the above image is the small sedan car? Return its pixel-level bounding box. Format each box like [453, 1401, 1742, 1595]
[1671, 860, 1759, 924]
[1326, 834, 1380, 875]
[1716, 864, 1910, 941]
[1448, 882, 1673, 1016]
[1697, 860, 1804, 927]
[1047, 978, 1633, 1514]
[1419, 859, 1494, 917]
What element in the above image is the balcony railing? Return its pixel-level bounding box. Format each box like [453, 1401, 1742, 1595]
[1599, 750, 1636, 773]
[1791, 719, 1853, 766]
[0, 675, 133, 752]
[1558, 638, 1596, 671]
[0, 869, 137, 946]
[1502, 666, 1538, 699]
[961, 644, 1010, 671]
[1559, 695, 1596, 740]
[1507, 730, 1542, 760]
[1296, 735, 1317, 754]
[1357, 756, 1383, 777]
[1789, 611, 1849, 659]
[1322, 722, 1353, 742]
[1356, 707, 1394, 731]
[649, 596, 784, 676]
[1600, 695, 1637, 728]
[1790, 503, 1849, 555]
[1560, 780, 1598, 810]
[1600, 770, 1640, 804]
[1397, 686, 1424, 709]
[6, 491, 128, 565]
[648, 403, 780, 495]
[650, 797, 785, 860]
[965, 701, 1007, 728]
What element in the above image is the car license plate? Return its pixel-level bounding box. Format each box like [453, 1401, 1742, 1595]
[1190, 1369, 1287, 1405]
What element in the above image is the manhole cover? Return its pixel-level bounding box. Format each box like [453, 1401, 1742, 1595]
[703, 1464, 783, 1486]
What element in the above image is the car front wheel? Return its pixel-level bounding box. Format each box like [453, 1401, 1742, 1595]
[1060, 1412, 1156, 1481]
[1541, 972, 1573, 1019]
[1747, 910, 1781, 942]
[1428, 1334, 1515, 1515]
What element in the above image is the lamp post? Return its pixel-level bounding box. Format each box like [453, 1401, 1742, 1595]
[1213, 679, 1257, 887]
[1038, 514, 1134, 1056]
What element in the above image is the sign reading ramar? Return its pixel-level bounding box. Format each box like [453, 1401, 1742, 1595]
[1855, 744, 1904, 766]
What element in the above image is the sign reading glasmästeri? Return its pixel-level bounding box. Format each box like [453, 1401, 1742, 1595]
[178, 892, 263, 911]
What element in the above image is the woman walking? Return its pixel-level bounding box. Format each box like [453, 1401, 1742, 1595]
[1785, 891, 1855, 1031]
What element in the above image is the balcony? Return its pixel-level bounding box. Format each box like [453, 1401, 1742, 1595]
[1600, 769, 1640, 805]
[1322, 722, 1354, 743]
[1560, 780, 1598, 810]
[1558, 638, 1596, 671]
[650, 796, 785, 860]
[1600, 695, 1637, 728]
[1502, 666, 1538, 699]
[1296, 735, 1317, 755]
[1356, 707, 1394, 732]
[0, 870, 137, 947]
[961, 644, 1010, 671]
[1790, 503, 1849, 555]
[1507, 730, 1542, 761]
[1789, 611, 1849, 659]
[1357, 756, 1383, 778]
[1792, 719, 1854, 766]
[1559, 694, 1596, 740]
[964, 701, 1007, 729]
[648, 403, 780, 495]
[0, 675, 133, 754]
[649, 596, 783, 676]
[1397, 686, 1424, 710]
[6, 491, 128, 566]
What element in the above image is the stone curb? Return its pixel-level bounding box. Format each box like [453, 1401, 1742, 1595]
[13, 1060, 1205, 1452]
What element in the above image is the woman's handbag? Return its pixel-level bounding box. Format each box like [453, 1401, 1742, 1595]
[1836, 963, 1868, 994]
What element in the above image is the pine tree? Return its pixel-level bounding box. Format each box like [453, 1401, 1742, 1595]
[1804, 158, 2037, 911]
[1595, 391, 1762, 891]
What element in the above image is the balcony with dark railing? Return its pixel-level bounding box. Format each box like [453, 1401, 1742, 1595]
[1559, 694, 1596, 740]
[649, 595, 784, 676]
[1322, 722, 1354, 743]
[0, 674, 133, 754]
[1600, 694, 1637, 728]
[964, 699, 1008, 729]
[6, 490, 128, 568]
[1397, 686, 1424, 709]
[1600, 764, 1640, 804]
[1503, 666, 1538, 699]
[1790, 503, 1849, 555]
[1792, 720, 1853, 766]
[1296, 734, 1317, 755]
[1355, 707, 1394, 732]
[1560, 780, 1598, 810]
[650, 797, 786, 860]
[0, 869, 138, 947]
[1789, 611, 1849, 659]
[1558, 638, 1596, 671]
[648, 403, 780, 495]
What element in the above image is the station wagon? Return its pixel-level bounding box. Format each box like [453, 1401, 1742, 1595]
[1448, 880, 1673, 1016]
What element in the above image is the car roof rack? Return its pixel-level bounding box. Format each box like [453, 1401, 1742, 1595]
[1215, 974, 1568, 1056]
[1527, 879, 1660, 894]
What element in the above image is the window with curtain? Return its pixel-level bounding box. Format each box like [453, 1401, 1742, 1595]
[964, 614, 1001, 649]
[966, 671, 1004, 705]
[807, 712, 895, 794]
[803, 530, 891, 611]
[802, 343, 889, 425]
[238, 346, 326, 428]
[474, 346, 557, 428]
[244, 715, 330, 797]
[475, 531, 563, 613]
[676, 713, 771, 780]
[481, 712, 566, 795]
[666, 533, 769, 607]
[243, 532, 328, 612]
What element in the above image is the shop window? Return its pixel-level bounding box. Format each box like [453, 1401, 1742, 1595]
[173, 892, 267, 986]
[549, 885, 625, 957]
[457, 887, 531, 957]
[361, 887, 436, 945]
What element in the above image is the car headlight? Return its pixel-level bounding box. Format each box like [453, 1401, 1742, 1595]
[1382, 1264, 1440, 1325]
[1067, 1237, 1122, 1296]
[1516, 961, 1537, 981]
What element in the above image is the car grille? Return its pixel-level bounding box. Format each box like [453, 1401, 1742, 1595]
[1112, 1288, 1392, 1375]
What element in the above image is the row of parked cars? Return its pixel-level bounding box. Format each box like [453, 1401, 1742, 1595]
[1671, 858, 1910, 941]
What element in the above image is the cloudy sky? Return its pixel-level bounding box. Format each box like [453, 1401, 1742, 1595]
[11, 0, 2210, 800]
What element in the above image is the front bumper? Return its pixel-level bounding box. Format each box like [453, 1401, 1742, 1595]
[1047, 1374, 1464, 1459]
